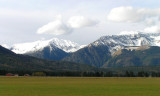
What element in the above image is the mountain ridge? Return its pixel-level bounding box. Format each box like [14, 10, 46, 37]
[8, 38, 86, 61]
[10, 38, 85, 54]
[3, 32, 160, 68]
[63, 32, 160, 67]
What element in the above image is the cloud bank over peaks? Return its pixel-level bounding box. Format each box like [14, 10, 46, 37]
[144, 25, 160, 33]
[119, 31, 140, 35]
[119, 25, 160, 35]
[37, 16, 98, 35]
[107, 6, 160, 24]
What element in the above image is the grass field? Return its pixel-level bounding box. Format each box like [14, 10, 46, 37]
[0, 77, 160, 96]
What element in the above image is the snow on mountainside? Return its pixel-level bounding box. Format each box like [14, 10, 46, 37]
[91, 32, 160, 54]
[10, 38, 84, 54]
[1, 44, 9, 49]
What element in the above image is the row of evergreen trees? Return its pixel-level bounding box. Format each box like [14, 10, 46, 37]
[1, 70, 160, 77]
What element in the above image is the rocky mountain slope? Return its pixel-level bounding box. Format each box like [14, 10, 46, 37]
[103, 46, 160, 68]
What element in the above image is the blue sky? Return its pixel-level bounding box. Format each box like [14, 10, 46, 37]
[0, 0, 160, 45]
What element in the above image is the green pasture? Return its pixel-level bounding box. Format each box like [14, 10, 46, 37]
[0, 77, 160, 96]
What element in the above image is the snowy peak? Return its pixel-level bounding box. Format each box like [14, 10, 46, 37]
[1, 44, 9, 49]
[48, 38, 85, 53]
[11, 40, 52, 54]
[10, 38, 84, 54]
[91, 32, 160, 54]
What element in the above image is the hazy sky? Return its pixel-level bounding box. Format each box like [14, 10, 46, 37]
[0, 0, 160, 45]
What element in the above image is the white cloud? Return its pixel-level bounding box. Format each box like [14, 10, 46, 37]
[108, 6, 160, 35]
[145, 18, 156, 26]
[119, 31, 139, 35]
[107, 6, 160, 23]
[144, 25, 160, 33]
[68, 16, 98, 28]
[37, 16, 98, 35]
[37, 19, 72, 35]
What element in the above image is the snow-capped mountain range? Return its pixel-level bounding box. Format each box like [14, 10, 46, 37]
[10, 38, 85, 54]
[91, 32, 160, 54]
[2, 32, 160, 67]
[3, 32, 160, 55]
[62, 32, 160, 67]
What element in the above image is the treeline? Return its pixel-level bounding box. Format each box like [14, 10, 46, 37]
[1, 70, 160, 77]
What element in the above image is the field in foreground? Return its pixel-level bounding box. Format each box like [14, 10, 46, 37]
[0, 77, 160, 96]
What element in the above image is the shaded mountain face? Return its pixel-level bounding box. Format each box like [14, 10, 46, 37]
[103, 46, 160, 68]
[10, 38, 85, 60]
[63, 45, 111, 67]
[63, 32, 160, 67]
[0, 45, 98, 72]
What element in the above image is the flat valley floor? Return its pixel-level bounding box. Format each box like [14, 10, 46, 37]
[0, 77, 160, 96]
